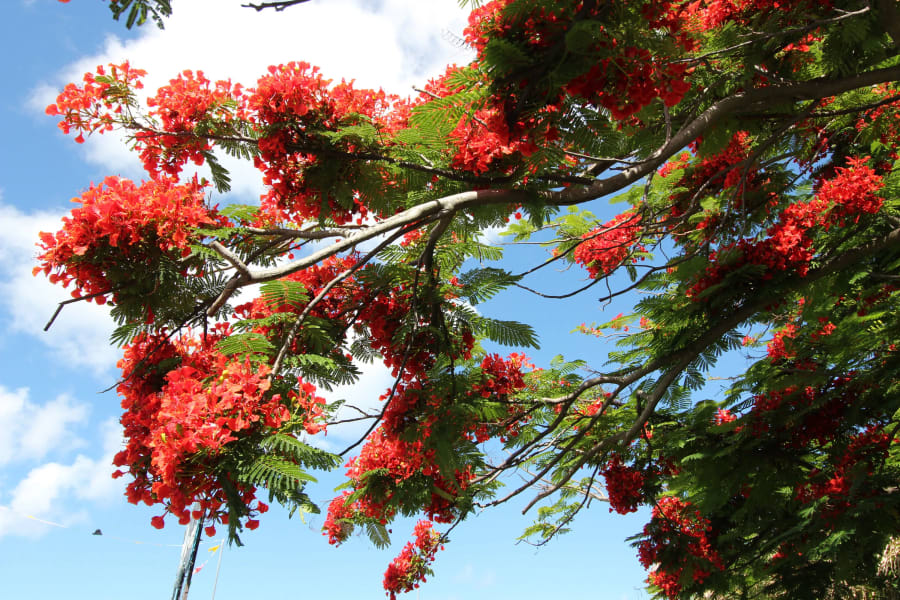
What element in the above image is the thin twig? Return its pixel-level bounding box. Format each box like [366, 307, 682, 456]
[242, 0, 312, 12]
[44, 289, 113, 331]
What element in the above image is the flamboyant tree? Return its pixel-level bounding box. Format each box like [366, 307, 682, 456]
[42, 0, 900, 598]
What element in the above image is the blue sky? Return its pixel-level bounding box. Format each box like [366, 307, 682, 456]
[0, 1, 653, 598]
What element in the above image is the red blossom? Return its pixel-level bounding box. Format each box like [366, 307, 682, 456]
[463, 2, 694, 122]
[637, 497, 723, 599]
[687, 158, 883, 298]
[574, 212, 645, 278]
[45, 61, 146, 142]
[138, 70, 246, 176]
[602, 455, 645, 514]
[247, 61, 407, 224]
[383, 521, 442, 600]
[714, 409, 737, 425]
[35, 176, 217, 305]
[112, 327, 312, 531]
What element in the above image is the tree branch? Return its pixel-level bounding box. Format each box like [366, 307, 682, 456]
[43, 289, 114, 331]
[242, 0, 312, 12]
[208, 240, 251, 279]
[546, 64, 900, 207]
[197, 65, 900, 319]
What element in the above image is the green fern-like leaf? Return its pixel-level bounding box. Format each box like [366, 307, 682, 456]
[220, 204, 260, 223]
[259, 433, 340, 471]
[201, 150, 232, 193]
[241, 455, 317, 488]
[260, 280, 309, 310]
[474, 316, 540, 349]
[365, 522, 392, 549]
[458, 267, 523, 304]
[216, 332, 275, 357]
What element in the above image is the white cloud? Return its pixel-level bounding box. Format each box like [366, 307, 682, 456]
[32, 0, 473, 199]
[0, 416, 123, 539]
[0, 386, 88, 466]
[0, 200, 118, 377]
[482, 223, 511, 247]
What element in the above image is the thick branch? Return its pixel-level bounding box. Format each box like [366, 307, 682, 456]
[247, 190, 529, 283]
[243, 225, 362, 239]
[208, 241, 251, 279]
[200, 65, 900, 316]
[206, 274, 247, 317]
[546, 64, 900, 207]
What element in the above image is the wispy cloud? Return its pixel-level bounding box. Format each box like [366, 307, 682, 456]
[0, 199, 118, 377]
[0, 386, 88, 466]
[0, 400, 123, 540]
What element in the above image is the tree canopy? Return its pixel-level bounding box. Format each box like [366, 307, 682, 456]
[42, 0, 900, 598]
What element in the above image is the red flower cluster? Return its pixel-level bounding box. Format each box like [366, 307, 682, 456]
[35, 176, 216, 304]
[713, 408, 737, 425]
[45, 61, 146, 144]
[464, 1, 694, 121]
[687, 158, 883, 297]
[659, 131, 754, 227]
[138, 70, 246, 176]
[323, 492, 355, 545]
[472, 352, 528, 399]
[322, 426, 468, 533]
[324, 352, 530, 543]
[637, 496, 723, 599]
[248, 61, 406, 224]
[573, 212, 645, 278]
[416, 64, 553, 176]
[749, 383, 852, 448]
[794, 425, 890, 511]
[448, 102, 540, 175]
[566, 48, 691, 121]
[113, 328, 313, 530]
[383, 521, 443, 600]
[681, 0, 830, 31]
[813, 157, 886, 224]
[766, 323, 799, 362]
[602, 454, 645, 514]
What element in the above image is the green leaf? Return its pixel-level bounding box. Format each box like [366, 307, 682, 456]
[216, 332, 275, 357]
[474, 316, 540, 348]
[458, 267, 523, 304]
[260, 280, 309, 310]
[220, 204, 260, 222]
[240, 455, 317, 488]
[565, 20, 603, 54]
[201, 150, 231, 193]
[365, 522, 392, 549]
[259, 433, 340, 471]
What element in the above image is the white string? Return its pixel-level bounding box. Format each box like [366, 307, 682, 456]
[0, 505, 212, 548]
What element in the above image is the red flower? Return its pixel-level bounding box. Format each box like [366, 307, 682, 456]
[574, 212, 645, 278]
[383, 521, 442, 599]
[602, 455, 645, 514]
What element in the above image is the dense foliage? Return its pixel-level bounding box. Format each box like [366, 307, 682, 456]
[44, 0, 900, 597]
